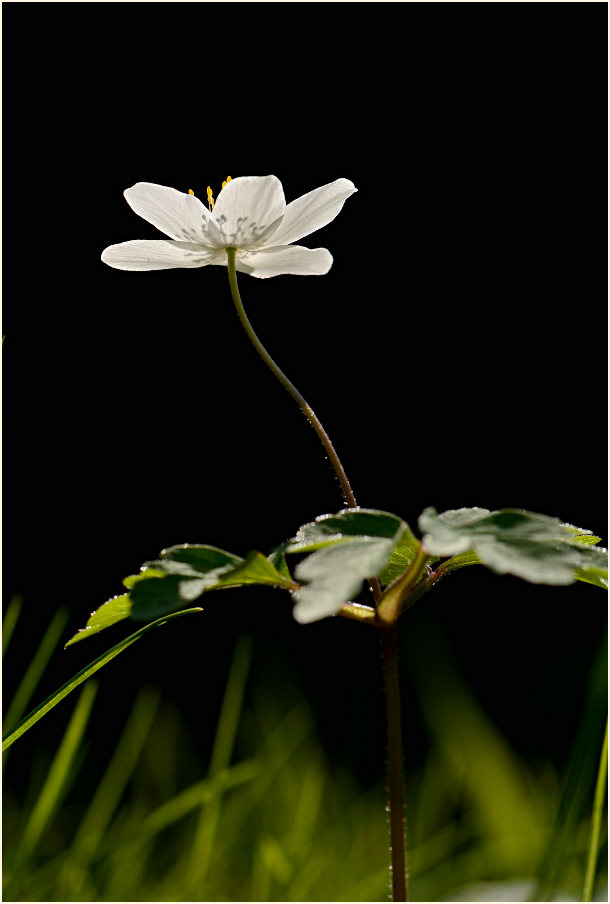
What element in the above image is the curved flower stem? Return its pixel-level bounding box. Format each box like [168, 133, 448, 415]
[582, 716, 608, 902]
[225, 247, 382, 604]
[226, 248, 357, 506]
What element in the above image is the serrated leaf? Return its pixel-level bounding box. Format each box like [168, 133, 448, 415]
[378, 527, 421, 585]
[419, 507, 607, 588]
[562, 525, 602, 545]
[159, 544, 244, 576]
[574, 548, 609, 589]
[290, 511, 409, 623]
[3, 608, 202, 752]
[418, 507, 492, 556]
[293, 537, 398, 624]
[215, 550, 295, 589]
[286, 508, 408, 554]
[65, 594, 133, 647]
[131, 549, 295, 622]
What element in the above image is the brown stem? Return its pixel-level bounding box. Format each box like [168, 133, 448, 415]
[226, 248, 382, 605]
[380, 621, 408, 901]
[226, 248, 357, 509]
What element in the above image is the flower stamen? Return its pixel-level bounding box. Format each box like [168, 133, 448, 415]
[189, 178, 232, 211]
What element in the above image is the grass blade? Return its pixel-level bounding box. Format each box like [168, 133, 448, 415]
[2, 594, 23, 657]
[186, 634, 253, 894]
[14, 680, 98, 865]
[98, 758, 261, 853]
[582, 717, 608, 901]
[3, 608, 70, 737]
[56, 686, 161, 899]
[2, 607, 202, 752]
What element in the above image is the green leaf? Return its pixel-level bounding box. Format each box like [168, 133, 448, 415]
[378, 527, 421, 585]
[131, 548, 295, 622]
[130, 575, 199, 621]
[67, 569, 171, 646]
[267, 545, 292, 580]
[290, 510, 409, 623]
[574, 551, 609, 590]
[65, 594, 133, 647]
[154, 544, 293, 588]
[215, 550, 295, 590]
[158, 544, 244, 577]
[419, 507, 608, 589]
[3, 608, 202, 752]
[122, 567, 166, 589]
[437, 549, 481, 575]
[286, 508, 408, 554]
[293, 538, 398, 624]
[562, 525, 603, 546]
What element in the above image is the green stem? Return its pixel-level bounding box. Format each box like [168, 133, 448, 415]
[226, 246, 381, 606]
[380, 621, 408, 901]
[337, 603, 377, 625]
[582, 717, 608, 902]
[377, 546, 429, 628]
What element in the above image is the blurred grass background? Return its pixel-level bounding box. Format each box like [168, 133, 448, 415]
[3, 586, 607, 902]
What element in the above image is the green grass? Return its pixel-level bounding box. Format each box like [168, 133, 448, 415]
[3, 603, 607, 901]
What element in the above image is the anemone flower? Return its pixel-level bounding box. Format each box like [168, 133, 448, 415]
[101, 175, 356, 278]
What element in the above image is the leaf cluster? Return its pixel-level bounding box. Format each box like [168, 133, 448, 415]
[4, 507, 606, 753]
[65, 507, 607, 647]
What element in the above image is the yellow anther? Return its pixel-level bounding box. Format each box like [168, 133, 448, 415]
[221, 176, 232, 189]
[188, 188, 194, 196]
[206, 186, 215, 210]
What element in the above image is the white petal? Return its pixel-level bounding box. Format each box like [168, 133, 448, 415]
[235, 245, 332, 278]
[268, 179, 357, 246]
[210, 176, 286, 250]
[101, 240, 222, 271]
[123, 183, 214, 244]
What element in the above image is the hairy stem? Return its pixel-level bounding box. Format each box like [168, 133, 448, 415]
[582, 717, 608, 902]
[380, 621, 408, 901]
[374, 551, 429, 902]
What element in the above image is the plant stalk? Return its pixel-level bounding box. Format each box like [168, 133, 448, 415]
[375, 548, 429, 901]
[380, 621, 408, 901]
[581, 716, 608, 902]
[226, 247, 357, 507]
[225, 247, 381, 605]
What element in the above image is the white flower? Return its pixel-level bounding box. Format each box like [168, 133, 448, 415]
[101, 175, 357, 279]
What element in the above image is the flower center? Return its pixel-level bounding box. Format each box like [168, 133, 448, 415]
[188, 177, 232, 211]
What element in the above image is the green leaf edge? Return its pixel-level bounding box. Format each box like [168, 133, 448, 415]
[65, 593, 133, 647]
[285, 508, 410, 555]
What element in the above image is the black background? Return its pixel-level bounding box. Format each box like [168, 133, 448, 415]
[4, 3, 607, 797]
